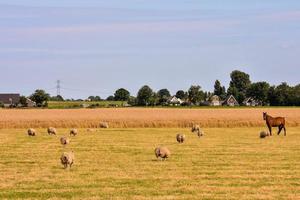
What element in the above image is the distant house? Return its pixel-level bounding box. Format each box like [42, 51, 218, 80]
[209, 95, 222, 106]
[243, 97, 262, 107]
[222, 95, 239, 106]
[168, 96, 184, 106]
[25, 98, 36, 107]
[0, 94, 20, 107]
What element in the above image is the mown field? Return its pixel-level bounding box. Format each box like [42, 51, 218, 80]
[0, 107, 300, 129]
[0, 127, 300, 199]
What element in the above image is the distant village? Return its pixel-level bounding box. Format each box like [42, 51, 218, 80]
[1, 70, 299, 108]
[0, 93, 263, 108]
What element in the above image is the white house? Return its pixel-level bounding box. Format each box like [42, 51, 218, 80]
[168, 96, 184, 106]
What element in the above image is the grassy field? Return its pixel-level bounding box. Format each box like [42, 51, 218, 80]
[0, 127, 300, 199]
[0, 108, 300, 129]
[47, 101, 124, 109]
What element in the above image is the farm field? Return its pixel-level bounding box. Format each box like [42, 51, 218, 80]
[0, 127, 300, 199]
[47, 101, 124, 109]
[0, 107, 300, 129]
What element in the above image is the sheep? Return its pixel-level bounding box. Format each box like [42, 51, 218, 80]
[176, 134, 185, 143]
[155, 147, 170, 161]
[60, 151, 74, 169]
[60, 137, 70, 145]
[70, 128, 78, 136]
[191, 124, 200, 133]
[191, 124, 204, 137]
[197, 129, 204, 137]
[27, 128, 36, 136]
[99, 122, 109, 129]
[260, 131, 269, 138]
[47, 127, 57, 135]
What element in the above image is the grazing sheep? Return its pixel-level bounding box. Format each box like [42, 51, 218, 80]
[70, 128, 78, 136]
[99, 122, 109, 129]
[47, 127, 57, 135]
[191, 124, 204, 137]
[197, 129, 204, 137]
[176, 134, 185, 143]
[60, 151, 74, 169]
[60, 137, 70, 145]
[260, 131, 269, 138]
[27, 128, 36, 136]
[191, 124, 200, 133]
[155, 147, 170, 161]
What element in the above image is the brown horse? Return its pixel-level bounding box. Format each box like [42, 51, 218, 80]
[263, 112, 286, 136]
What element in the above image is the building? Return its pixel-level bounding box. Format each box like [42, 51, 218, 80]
[222, 95, 239, 106]
[209, 95, 222, 106]
[243, 97, 262, 107]
[167, 96, 184, 106]
[25, 98, 36, 107]
[0, 94, 20, 107]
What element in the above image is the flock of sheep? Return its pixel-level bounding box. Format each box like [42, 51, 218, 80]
[26, 122, 205, 168]
[27, 122, 109, 169]
[27, 122, 268, 168]
[155, 124, 204, 161]
[27, 126, 77, 168]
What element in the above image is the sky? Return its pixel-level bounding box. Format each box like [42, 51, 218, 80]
[0, 0, 300, 99]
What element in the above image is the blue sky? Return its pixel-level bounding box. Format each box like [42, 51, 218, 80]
[0, 0, 300, 98]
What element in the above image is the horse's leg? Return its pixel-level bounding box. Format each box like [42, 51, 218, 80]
[283, 126, 287, 136]
[278, 125, 283, 135]
[268, 125, 272, 136]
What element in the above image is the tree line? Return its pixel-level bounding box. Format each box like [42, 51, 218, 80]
[26, 70, 300, 107]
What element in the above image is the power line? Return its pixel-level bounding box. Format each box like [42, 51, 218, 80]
[56, 80, 61, 96]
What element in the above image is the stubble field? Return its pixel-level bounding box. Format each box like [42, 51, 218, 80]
[0, 108, 299, 199]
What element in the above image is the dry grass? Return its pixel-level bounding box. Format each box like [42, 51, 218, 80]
[0, 127, 300, 199]
[0, 108, 300, 129]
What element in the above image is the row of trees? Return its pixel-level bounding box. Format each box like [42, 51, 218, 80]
[25, 70, 300, 107]
[214, 70, 300, 106]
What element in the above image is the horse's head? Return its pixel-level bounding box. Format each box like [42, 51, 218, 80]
[263, 112, 267, 120]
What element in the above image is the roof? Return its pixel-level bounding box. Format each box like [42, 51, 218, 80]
[243, 97, 254, 104]
[243, 97, 262, 105]
[223, 95, 239, 105]
[0, 94, 20, 104]
[168, 96, 183, 104]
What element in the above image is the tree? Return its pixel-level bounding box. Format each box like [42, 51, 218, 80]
[114, 88, 130, 101]
[88, 96, 96, 101]
[94, 96, 102, 101]
[175, 90, 187, 100]
[188, 85, 205, 105]
[291, 84, 300, 106]
[247, 82, 270, 105]
[213, 80, 227, 99]
[19, 96, 28, 107]
[227, 70, 251, 103]
[204, 91, 212, 101]
[106, 96, 115, 101]
[88, 96, 101, 101]
[149, 92, 159, 106]
[157, 88, 171, 105]
[267, 83, 294, 106]
[137, 85, 154, 106]
[50, 95, 64, 101]
[29, 89, 50, 107]
[128, 96, 137, 106]
[274, 82, 293, 106]
[268, 86, 277, 106]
